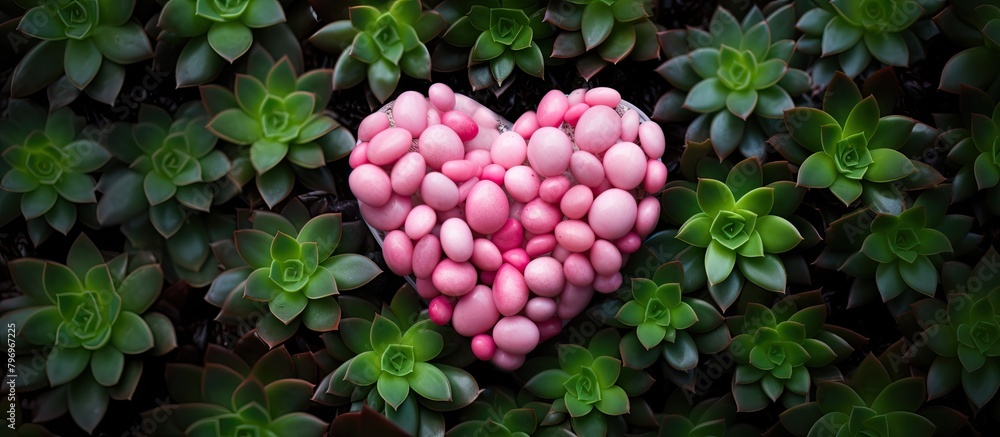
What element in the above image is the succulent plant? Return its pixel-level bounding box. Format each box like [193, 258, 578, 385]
[0, 100, 110, 245]
[859, 207, 952, 298]
[615, 261, 730, 372]
[308, 0, 446, 102]
[142, 335, 326, 436]
[727, 291, 863, 411]
[772, 70, 942, 214]
[523, 329, 653, 436]
[432, 0, 551, 90]
[1, 234, 176, 433]
[655, 5, 809, 159]
[938, 1, 1000, 96]
[940, 85, 1000, 218]
[201, 48, 356, 207]
[12, 0, 152, 104]
[655, 392, 759, 437]
[446, 388, 539, 436]
[544, 0, 660, 80]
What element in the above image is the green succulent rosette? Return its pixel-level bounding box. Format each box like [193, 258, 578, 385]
[13, 0, 152, 105]
[308, 0, 446, 102]
[939, 1, 1000, 97]
[0, 100, 110, 245]
[1, 234, 176, 433]
[432, 0, 551, 90]
[655, 5, 809, 160]
[202, 48, 355, 208]
[141, 336, 326, 436]
[656, 392, 759, 437]
[940, 85, 1000, 219]
[446, 388, 541, 437]
[858, 207, 953, 298]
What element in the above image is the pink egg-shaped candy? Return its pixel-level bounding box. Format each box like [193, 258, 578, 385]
[426, 108, 441, 126]
[585, 87, 622, 107]
[525, 234, 556, 257]
[442, 110, 479, 142]
[551, 244, 571, 263]
[412, 234, 442, 279]
[525, 297, 557, 322]
[404, 205, 436, 240]
[539, 176, 571, 204]
[501, 249, 530, 272]
[432, 259, 477, 296]
[465, 180, 510, 235]
[560, 185, 594, 220]
[383, 230, 414, 276]
[639, 121, 665, 159]
[358, 112, 390, 142]
[564, 103, 590, 126]
[575, 106, 621, 154]
[442, 160, 479, 182]
[603, 142, 647, 190]
[465, 149, 492, 169]
[620, 109, 640, 142]
[635, 196, 660, 237]
[421, 172, 460, 211]
[513, 111, 539, 140]
[360, 193, 411, 231]
[526, 127, 573, 177]
[593, 178, 613, 196]
[492, 219, 524, 252]
[418, 124, 464, 170]
[504, 166, 540, 203]
[557, 283, 594, 319]
[349, 142, 369, 168]
[589, 189, 638, 240]
[428, 296, 453, 325]
[554, 220, 596, 253]
[563, 253, 595, 287]
[491, 132, 528, 169]
[520, 199, 561, 234]
[393, 91, 428, 136]
[454, 94, 481, 116]
[590, 240, 622, 276]
[471, 334, 496, 361]
[537, 317, 563, 342]
[481, 164, 505, 185]
[367, 127, 412, 166]
[491, 350, 525, 370]
[429, 83, 456, 112]
[645, 160, 668, 194]
[494, 264, 529, 316]
[537, 90, 570, 127]
[440, 218, 474, 262]
[349, 164, 392, 207]
[568, 88, 587, 105]
[471, 238, 503, 271]
[614, 232, 642, 254]
[416, 277, 440, 299]
[458, 177, 479, 202]
[595, 273, 623, 293]
[493, 315, 540, 355]
[453, 285, 500, 336]
[390, 152, 426, 196]
[570, 151, 606, 188]
[524, 257, 565, 297]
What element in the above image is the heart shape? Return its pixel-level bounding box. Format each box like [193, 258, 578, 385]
[349, 84, 667, 369]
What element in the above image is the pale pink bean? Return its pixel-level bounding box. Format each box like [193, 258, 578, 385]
[645, 160, 668, 194]
[575, 106, 621, 154]
[349, 142, 369, 168]
[349, 164, 392, 207]
[513, 111, 539, 140]
[568, 88, 587, 105]
[480, 270, 497, 286]
[390, 152, 426, 196]
[525, 234, 556, 257]
[595, 273, 623, 293]
[418, 124, 464, 170]
[554, 220, 595, 252]
[491, 350, 525, 370]
[453, 285, 500, 336]
[457, 177, 479, 202]
[429, 83, 456, 112]
[471, 334, 496, 361]
[468, 113, 501, 150]
[504, 166, 540, 203]
[358, 112, 390, 142]
[603, 142, 647, 190]
[360, 193, 411, 231]
[404, 205, 435, 240]
[412, 234, 442, 279]
[421, 172, 460, 211]
[589, 189, 638, 240]
[564, 103, 590, 126]
[492, 219, 523, 252]
[428, 296, 453, 325]
[442, 160, 479, 182]
[367, 127, 412, 166]
[442, 110, 479, 142]
[520, 199, 561, 234]
[493, 315, 539, 355]
[454, 94, 481, 116]
[383, 230, 414, 276]
[501, 249, 530, 272]
[440, 218, 474, 262]
[639, 121, 665, 159]
[432, 259, 477, 296]
[491, 132, 528, 169]
[426, 108, 441, 126]
[471, 239, 503, 271]
[620, 109, 640, 142]
[563, 253, 595, 287]
[524, 257, 565, 297]
[473, 106, 500, 128]
[615, 232, 642, 254]
[557, 283, 594, 319]
[539, 176, 571, 204]
[537, 90, 570, 127]
[585, 87, 622, 107]
[525, 297, 557, 322]
[465, 149, 492, 170]
[415, 277, 440, 299]
[569, 151, 606, 188]
[537, 317, 563, 342]
[393, 91, 428, 136]
[481, 164, 506, 185]
[590, 240, 622, 276]
[552, 245, 571, 263]
[494, 264, 529, 316]
[465, 180, 510, 234]
[526, 127, 572, 177]
[560, 185, 594, 220]
[635, 196, 660, 237]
